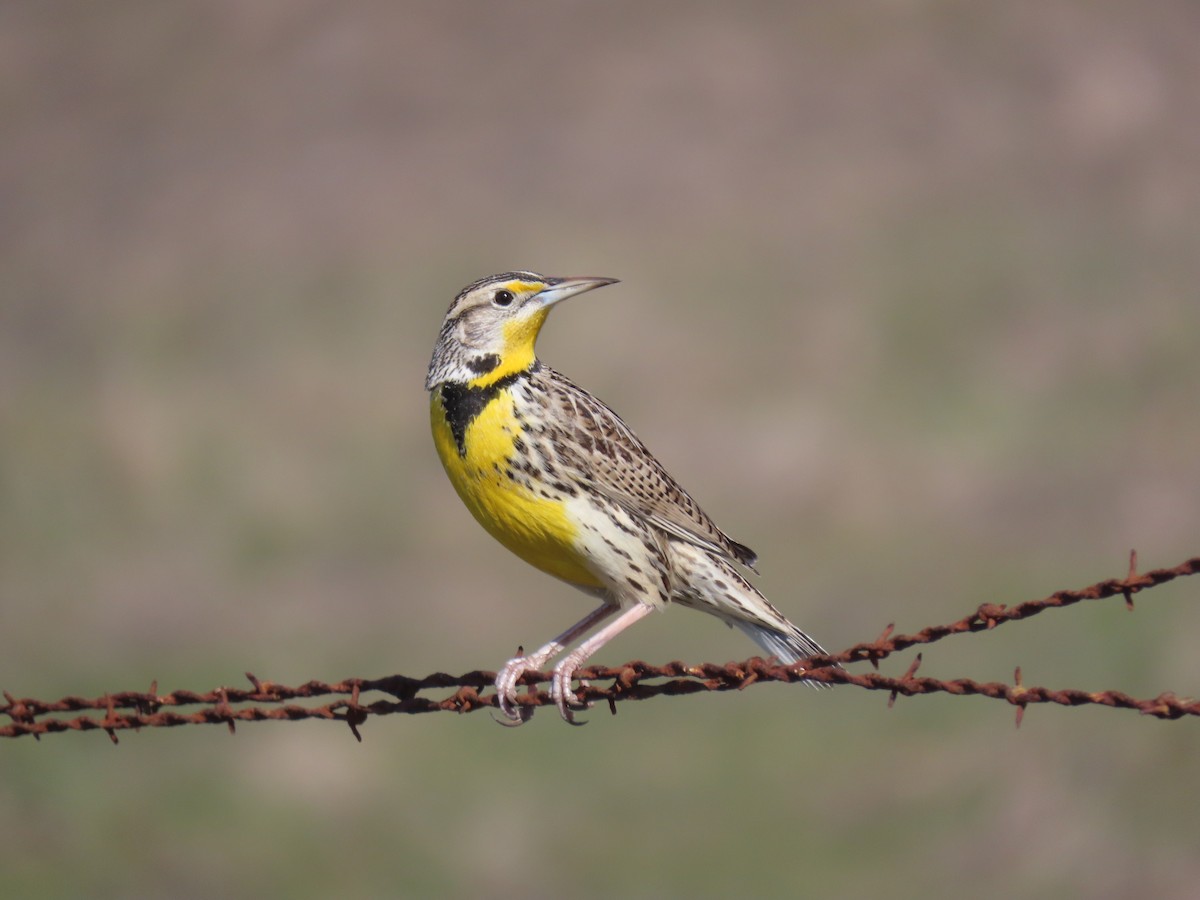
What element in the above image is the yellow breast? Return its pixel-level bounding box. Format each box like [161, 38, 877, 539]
[430, 387, 603, 589]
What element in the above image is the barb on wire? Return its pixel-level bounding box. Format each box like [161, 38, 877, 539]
[3, 551, 1198, 742]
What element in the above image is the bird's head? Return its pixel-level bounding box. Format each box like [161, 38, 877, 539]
[425, 271, 618, 390]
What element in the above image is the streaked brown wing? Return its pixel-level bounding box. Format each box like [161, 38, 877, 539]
[539, 366, 758, 569]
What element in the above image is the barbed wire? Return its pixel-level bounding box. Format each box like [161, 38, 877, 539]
[3, 551, 1197, 742]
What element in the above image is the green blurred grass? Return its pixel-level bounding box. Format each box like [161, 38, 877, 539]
[3, 3, 1200, 899]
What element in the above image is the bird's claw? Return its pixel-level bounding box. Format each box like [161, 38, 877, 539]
[490, 708, 530, 727]
[493, 657, 538, 726]
[551, 667, 592, 725]
[492, 655, 595, 726]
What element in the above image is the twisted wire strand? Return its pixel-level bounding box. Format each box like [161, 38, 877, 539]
[4, 552, 1197, 741]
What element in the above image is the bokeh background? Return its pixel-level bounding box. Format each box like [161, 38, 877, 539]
[4, 3, 1199, 898]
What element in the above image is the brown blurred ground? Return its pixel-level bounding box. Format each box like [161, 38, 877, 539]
[2, 3, 1199, 899]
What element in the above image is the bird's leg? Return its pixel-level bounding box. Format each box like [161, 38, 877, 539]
[494, 602, 619, 724]
[551, 604, 656, 725]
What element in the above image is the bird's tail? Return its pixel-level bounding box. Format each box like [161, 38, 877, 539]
[732, 620, 836, 689]
[668, 541, 837, 687]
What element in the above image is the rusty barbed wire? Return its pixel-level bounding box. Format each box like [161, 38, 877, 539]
[3, 551, 1198, 742]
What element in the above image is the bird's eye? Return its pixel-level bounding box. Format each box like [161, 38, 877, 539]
[493, 289, 514, 307]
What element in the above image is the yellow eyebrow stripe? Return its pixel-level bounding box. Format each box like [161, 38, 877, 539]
[502, 280, 543, 295]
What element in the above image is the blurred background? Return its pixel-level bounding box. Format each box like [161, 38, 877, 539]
[3, 3, 1199, 898]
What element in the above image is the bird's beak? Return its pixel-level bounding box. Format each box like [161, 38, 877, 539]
[535, 276, 619, 309]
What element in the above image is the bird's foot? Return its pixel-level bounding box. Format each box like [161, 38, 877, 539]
[493, 656, 539, 725]
[551, 658, 593, 726]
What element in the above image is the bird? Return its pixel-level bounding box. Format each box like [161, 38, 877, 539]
[425, 271, 831, 724]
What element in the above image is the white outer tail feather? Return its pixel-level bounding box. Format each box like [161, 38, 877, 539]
[733, 621, 832, 689]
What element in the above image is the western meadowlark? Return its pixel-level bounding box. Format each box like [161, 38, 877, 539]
[426, 271, 831, 724]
